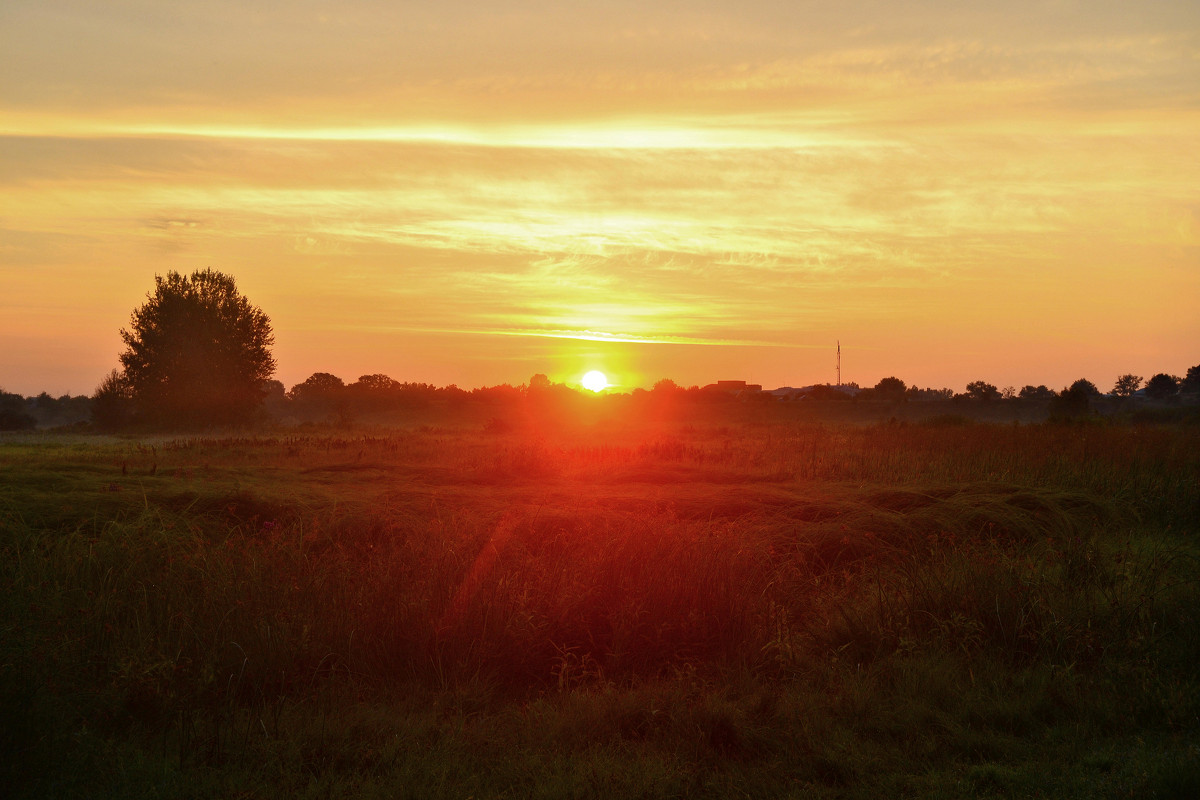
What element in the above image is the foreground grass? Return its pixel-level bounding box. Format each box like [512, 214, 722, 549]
[2, 420, 1198, 797]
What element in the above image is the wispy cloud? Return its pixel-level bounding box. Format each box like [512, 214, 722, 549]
[2, 1, 1198, 393]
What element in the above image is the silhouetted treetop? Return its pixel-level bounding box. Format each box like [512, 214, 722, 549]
[289, 372, 346, 401]
[965, 380, 1000, 401]
[353, 374, 402, 393]
[1183, 365, 1200, 395]
[1068, 379, 1100, 397]
[1018, 385, 1056, 400]
[0, 389, 37, 431]
[1145, 373, 1180, 400]
[117, 269, 275, 426]
[1052, 383, 1093, 418]
[1112, 374, 1142, 398]
[874, 376, 906, 399]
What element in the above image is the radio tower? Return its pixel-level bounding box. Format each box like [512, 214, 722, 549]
[836, 341, 841, 386]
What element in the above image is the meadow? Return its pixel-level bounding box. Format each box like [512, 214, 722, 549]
[2, 414, 1198, 798]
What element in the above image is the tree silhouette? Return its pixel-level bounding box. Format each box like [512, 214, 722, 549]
[288, 373, 348, 419]
[1052, 383, 1092, 418]
[289, 373, 346, 402]
[965, 380, 1000, 401]
[117, 269, 275, 426]
[805, 384, 852, 401]
[873, 376, 906, 400]
[1068, 378, 1100, 397]
[1144, 373, 1180, 401]
[91, 368, 134, 430]
[353, 374, 401, 393]
[1112, 374, 1142, 398]
[0, 389, 36, 431]
[1183, 365, 1200, 395]
[906, 386, 953, 400]
[1018, 385, 1056, 400]
[346, 374, 402, 413]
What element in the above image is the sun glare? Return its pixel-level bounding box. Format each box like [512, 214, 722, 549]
[581, 370, 608, 392]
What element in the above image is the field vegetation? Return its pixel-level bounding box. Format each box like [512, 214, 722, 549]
[2, 413, 1198, 797]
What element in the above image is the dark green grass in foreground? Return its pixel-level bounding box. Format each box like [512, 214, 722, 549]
[1, 423, 1198, 798]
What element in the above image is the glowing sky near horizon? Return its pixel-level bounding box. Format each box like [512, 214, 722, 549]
[2, 1, 1198, 396]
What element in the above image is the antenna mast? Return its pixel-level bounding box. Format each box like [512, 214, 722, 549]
[836, 341, 841, 386]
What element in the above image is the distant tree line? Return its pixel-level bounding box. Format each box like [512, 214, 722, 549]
[6, 365, 1194, 433]
[845, 373, 1200, 419]
[0, 390, 92, 431]
[6, 268, 1199, 431]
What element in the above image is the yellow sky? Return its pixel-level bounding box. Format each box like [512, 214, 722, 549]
[2, 1, 1198, 396]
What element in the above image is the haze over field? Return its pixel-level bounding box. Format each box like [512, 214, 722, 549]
[2, 1, 1198, 396]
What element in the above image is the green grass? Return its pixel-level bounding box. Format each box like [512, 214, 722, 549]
[2, 421, 1198, 797]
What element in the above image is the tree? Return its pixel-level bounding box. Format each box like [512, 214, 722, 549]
[353, 374, 401, 393]
[91, 368, 134, 430]
[804, 384, 852, 401]
[874, 376, 906, 400]
[1180, 365, 1200, 395]
[0, 389, 37, 431]
[906, 386, 954, 400]
[1068, 378, 1100, 397]
[262, 379, 286, 401]
[289, 372, 345, 402]
[347, 374, 403, 413]
[1019, 385, 1055, 400]
[288, 373, 347, 419]
[117, 269, 275, 426]
[1051, 383, 1091, 419]
[965, 380, 1000, 401]
[1112, 374, 1142, 398]
[1144, 373, 1180, 401]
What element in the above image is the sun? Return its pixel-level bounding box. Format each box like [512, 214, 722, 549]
[581, 370, 608, 392]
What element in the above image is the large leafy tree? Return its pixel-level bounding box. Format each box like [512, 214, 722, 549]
[118, 269, 276, 426]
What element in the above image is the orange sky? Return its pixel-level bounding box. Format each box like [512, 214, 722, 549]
[2, 1, 1198, 396]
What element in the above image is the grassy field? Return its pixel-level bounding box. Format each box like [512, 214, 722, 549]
[2, 416, 1199, 798]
